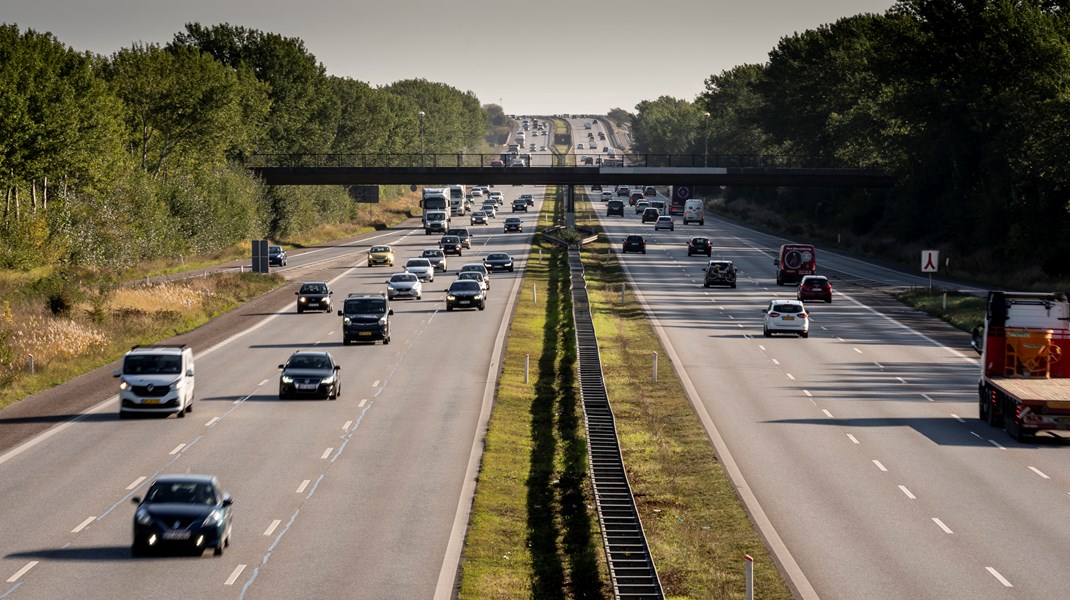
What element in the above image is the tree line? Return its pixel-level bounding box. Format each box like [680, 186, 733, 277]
[628, 0, 1070, 281]
[0, 22, 491, 270]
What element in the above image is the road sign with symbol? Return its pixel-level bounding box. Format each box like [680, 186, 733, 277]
[921, 250, 939, 273]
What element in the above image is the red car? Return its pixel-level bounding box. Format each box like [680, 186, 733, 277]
[687, 236, 712, 256]
[797, 275, 833, 303]
[490, 159, 504, 167]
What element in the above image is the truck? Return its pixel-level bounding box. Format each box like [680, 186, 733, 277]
[421, 188, 450, 234]
[773, 243, 816, 285]
[448, 184, 466, 216]
[515, 131, 526, 146]
[975, 291, 1070, 441]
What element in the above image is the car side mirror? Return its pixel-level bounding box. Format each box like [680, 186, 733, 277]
[334, 365, 341, 371]
[773, 259, 780, 266]
[337, 310, 343, 316]
[295, 291, 299, 295]
[113, 369, 121, 378]
[222, 496, 233, 507]
[971, 325, 984, 355]
[278, 364, 285, 369]
[388, 309, 394, 315]
[131, 497, 141, 505]
[186, 368, 194, 377]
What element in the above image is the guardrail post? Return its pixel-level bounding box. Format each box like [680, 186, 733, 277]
[745, 555, 753, 600]
[942, 291, 948, 310]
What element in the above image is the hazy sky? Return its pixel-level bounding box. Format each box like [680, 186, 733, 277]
[4, 0, 895, 115]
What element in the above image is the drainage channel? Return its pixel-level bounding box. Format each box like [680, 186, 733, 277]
[567, 249, 663, 599]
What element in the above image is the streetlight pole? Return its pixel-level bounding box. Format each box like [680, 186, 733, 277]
[703, 111, 710, 168]
[418, 110, 425, 167]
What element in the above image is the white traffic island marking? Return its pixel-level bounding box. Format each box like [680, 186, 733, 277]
[169, 444, 185, 455]
[126, 476, 147, 490]
[296, 479, 310, 493]
[263, 520, 281, 536]
[320, 448, 333, 460]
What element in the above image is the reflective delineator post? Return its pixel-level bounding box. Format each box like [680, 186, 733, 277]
[28, 354, 34, 375]
[745, 554, 753, 600]
[621, 283, 625, 304]
[653, 352, 658, 383]
[524, 354, 529, 384]
[533, 284, 537, 304]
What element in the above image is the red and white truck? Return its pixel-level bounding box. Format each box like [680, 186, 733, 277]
[975, 291, 1070, 441]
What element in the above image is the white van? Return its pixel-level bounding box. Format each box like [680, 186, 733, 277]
[647, 199, 667, 216]
[683, 199, 705, 225]
[114, 345, 195, 418]
[424, 210, 450, 234]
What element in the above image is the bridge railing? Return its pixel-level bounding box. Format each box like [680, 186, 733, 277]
[245, 153, 876, 170]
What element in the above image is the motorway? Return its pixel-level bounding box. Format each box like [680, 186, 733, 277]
[0, 188, 547, 599]
[574, 110, 1070, 599]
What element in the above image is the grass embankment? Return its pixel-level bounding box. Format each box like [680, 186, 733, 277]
[896, 289, 986, 333]
[459, 187, 611, 599]
[575, 196, 793, 599]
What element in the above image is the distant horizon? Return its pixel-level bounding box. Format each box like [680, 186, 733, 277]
[3, 0, 895, 115]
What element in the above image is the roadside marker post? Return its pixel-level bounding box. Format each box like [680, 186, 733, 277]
[745, 554, 754, 600]
[653, 352, 658, 383]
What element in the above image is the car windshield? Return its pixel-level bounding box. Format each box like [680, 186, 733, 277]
[269, 246, 282, 254]
[709, 262, 732, 271]
[461, 265, 484, 272]
[626, 236, 643, 242]
[370, 246, 390, 253]
[473, 211, 485, 216]
[692, 238, 708, 244]
[422, 250, 442, 257]
[390, 274, 417, 283]
[300, 284, 327, 294]
[451, 281, 481, 292]
[773, 304, 804, 314]
[406, 259, 431, 267]
[804, 277, 828, 285]
[124, 354, 182, 375]
[345, 298, 385, 313]
[288, 354, 332, 369]
[441, 237, 459, 243]
[458, 272, 482, 281]
[488, 254, 508, 260]
[145, 481, 216, 505]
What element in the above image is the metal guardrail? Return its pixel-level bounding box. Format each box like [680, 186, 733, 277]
[567, 249, 664, 599]
[246, 153, 879, 170]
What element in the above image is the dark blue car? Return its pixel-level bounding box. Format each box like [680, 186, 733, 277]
[132, 475, 233, 556]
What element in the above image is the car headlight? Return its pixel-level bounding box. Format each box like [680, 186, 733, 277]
[135, 508, 152, 526]
[299, 297, 307, 303]
[119, 378, 129, 391]
[202, 509, 224, 527]
[320, 375, 336, 385]
[343, 317, 352, 325]
[447, 295, 456, 301]
[378, 317, 388, 326]
[281, 375, 294, 384]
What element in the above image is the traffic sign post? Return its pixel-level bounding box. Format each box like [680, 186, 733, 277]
[921, 250, 939, 293]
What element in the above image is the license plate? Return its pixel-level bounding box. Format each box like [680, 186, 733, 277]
[783, 316, 795, 321]
[1050, 401, 1070, 410]
[142, 399, 160, 405]
[296, 384, 317, 390]
[459, 300, 470, 305]
[359, 331, 372, 336]
[162, 530, 190, 540]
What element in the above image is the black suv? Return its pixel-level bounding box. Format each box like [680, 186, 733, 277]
[641, 208, 660, 223]
[511, 199, 528, 212]
[338, 293, 392, 344]
[296, 282, 333, 313]
[622, 235, 647, 254]
[703, 260, 737, 288]
[446, 227, 471, 249]
[607, 200, 625, 217]
[439, 235, 463, 256]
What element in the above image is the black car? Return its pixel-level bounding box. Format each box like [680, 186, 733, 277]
[295, 282, 332, 313]
[641, 208, 660, 223]
[439, 235, 463, 256]
[446, 279, 486, 311]
[484, 252, 515, 272]
[268, 245, 287, 266]
[278, 351, 341, 399]
[703, 260, 737, 288]
[607, 200, 625, 217]
[338, 293, 392, 344]
[131, 475, 233, 557]
[687, 237, 713, 256]
[591, 184, 602, 192]
[504, 217, 523, 232]
[623, 235, 647, 254]
[511, 199, 528, 212]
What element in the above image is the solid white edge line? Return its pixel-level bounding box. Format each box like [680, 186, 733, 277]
[224, 564, 246, 586]
[986, 566, 1013, 587]
[932, 517, 953, 534]
[433, 227, 532, 600]
[1028, 466, 1051, 479]
[6, 561, 37, 583]
[605, 223, 821, 600]
[126, 476, 147, 490]
[71, 516, 96, 533]
[898, 485, 917, 499]
[0, 394, 118, 467]
[263, 520, 281, 536]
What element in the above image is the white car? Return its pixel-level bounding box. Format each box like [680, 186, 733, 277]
[654, 216, 675, 231]
[460, 263, 491, 281]
[762, 300, 810, 338]
[481, 203, 497, 218]
[489, 191, 504, 204]
[404, 258, 435, 282]
[471, 188, 483, 198]
[386, 272, 422, 300]
[600, 191, 613, 202]
[456, 270, 490, 292]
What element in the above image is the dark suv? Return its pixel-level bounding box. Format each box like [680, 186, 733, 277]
[607, 200, 625, 217]
[296, 282, 332, 313]
[338, 293, 392, 344]
[511, 199, 528, 212]
[622, 235, 647, 254]
[446, 227, 472, 249]
[703, 260, 737, 288]
[439, 235, 463, 256]
[641, 208, 660, 223]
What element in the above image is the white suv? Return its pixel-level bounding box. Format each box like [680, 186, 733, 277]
[762, 300, 810, 338]
[114, 345, 195, 418]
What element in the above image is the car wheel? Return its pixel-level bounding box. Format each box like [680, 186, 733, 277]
[800, 331, 809, 338]
[214, 542, 224, 557]
[763, 327, 772, 338]
[642, 250, 646, 254]
[417, 294, 422, 300]
[119, 410, 129, 420]
[706, 251, 712, 257]
[185, 397, 193, 413]
[332, 384, 340, 400]
[384, 336, 390, 345]
[177, 406, 185, 418]
[479, 302, 486, 311]
[827, 298, 832, 303]
[297, 307, 303, 314]
[446, 305, 454, 311]
[509, 267, 514, 272]
[687, 251, 692, 256]
[731, 283, 737, 288]
[132, 541, 148, 557]
[700, 220, 705, 225]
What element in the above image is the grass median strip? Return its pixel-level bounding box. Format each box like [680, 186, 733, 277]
[459, 186, 610, 599]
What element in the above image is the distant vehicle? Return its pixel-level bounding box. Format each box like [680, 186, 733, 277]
[601, 191, 614, 202]
[447, 227, 472, 248]
[590, 184, 602, 192]
[367, 245, 395, 267]
[481, 202, 497, 218]
[763, 300, 809, 338]
[491, 159, 505, 167]
[774, 244, 817, 286]
[511, 199, 527, 212]
[278, 351, 342, 399]
[607, 200, 625, 217]
[456, 271, 489, 292]
[459, 263, 491, 281]
[131, 475, 232, 557]
[644, 186, 657, 197]
[703, 260, 737, 288]
[635, 201, 650, 214]
[424, 209, 449, 235]
[484, 252, 515, 272]
[504, 217, 523, 232]
[797, 275, 832, 303]
[682, 199, 704, 225]
[338, 293, 392, 344]
[295, 281, 333, 313]
[404, 258, 435, 282]
[583, 156, 594, 165]
[687, 237, 712, 257]
[510, 157, 527, 167]
[577, 143, 584, 150]
[642, 208, 660, 223]
[439, 235, 463, 256]
[598, 131, 606, 140]
[268, 245, 287, 266]
[114, 345, 195, 419]
[386, 272, 422, 300]
[616, 186, 630, 198]
[421, 188, 450, 233]
[654, 216, 675, 231]
[648, 199, 667, 215]
[519, 194, 534, 205]
[471, 211, 488, 225]
[448, 185, 467, 216]
[622, 235, 647, 254]
[421, 248, 448, 272]
[471, 188, 483, 198]
[445, 279, 486, 311]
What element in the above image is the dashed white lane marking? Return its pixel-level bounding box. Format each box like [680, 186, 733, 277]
[126, 476, 147, 490]
[205, 417, 220, 427]
[296, 480, 310, 493]
[169, 444, 185, 455]
[342, 420, 352, 430]
[970, 432, 984, 440]
[989, 439, 1006, 450]
[873, 362, 884, 369]
[224, 564, 247, 586]
[1029, 466, 1051, 479]
[71, 516, 95, 533]
[898, 485, 917, 499]
[259, 379, 270, 386]
[932, 517, 953, 534]
[802, 390, 812, 397]
[6, 561, 37, 583]
[921, 393, 934, 402]
[853, 347, 863, 354]
[836, 337, 845, 342]
[896, 377, 908, 384]
[819, 326, 828, 331]
[951, 414, 965, 423]
[986, 567, 1013, 587]
[786, 373, 796, 381]
[822, 409, 834, 418]
[846, 434, 860, 444]
[737, 323, 744, 328]
[372, 380, 381, 388]
[758, 345, 767, 351]
[263, 520, 281, 536]
[320, 448, 332, 460]
[771, 358, 780, 365]
[873, 460, 888, 472]
[358, 398, 368, 408]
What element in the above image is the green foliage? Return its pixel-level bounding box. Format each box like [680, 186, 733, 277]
[631, 96, 705, 155]
[384, 79, 487, 153]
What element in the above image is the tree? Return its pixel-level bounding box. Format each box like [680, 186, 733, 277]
[631, 96, 704, 155]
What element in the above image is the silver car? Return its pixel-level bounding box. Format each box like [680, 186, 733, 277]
[456, 270, 489, 292]
[404, 258, 435, 282]
[386, 272, 422, 300]
[421, 248, 448, 272]
[460, 262, 491, 281]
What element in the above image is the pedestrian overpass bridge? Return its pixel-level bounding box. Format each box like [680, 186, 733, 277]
[246, 153, 894, 188]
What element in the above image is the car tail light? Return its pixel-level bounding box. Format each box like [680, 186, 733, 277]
[799, 313, 808, 318]
[768, 312, 780, 318]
